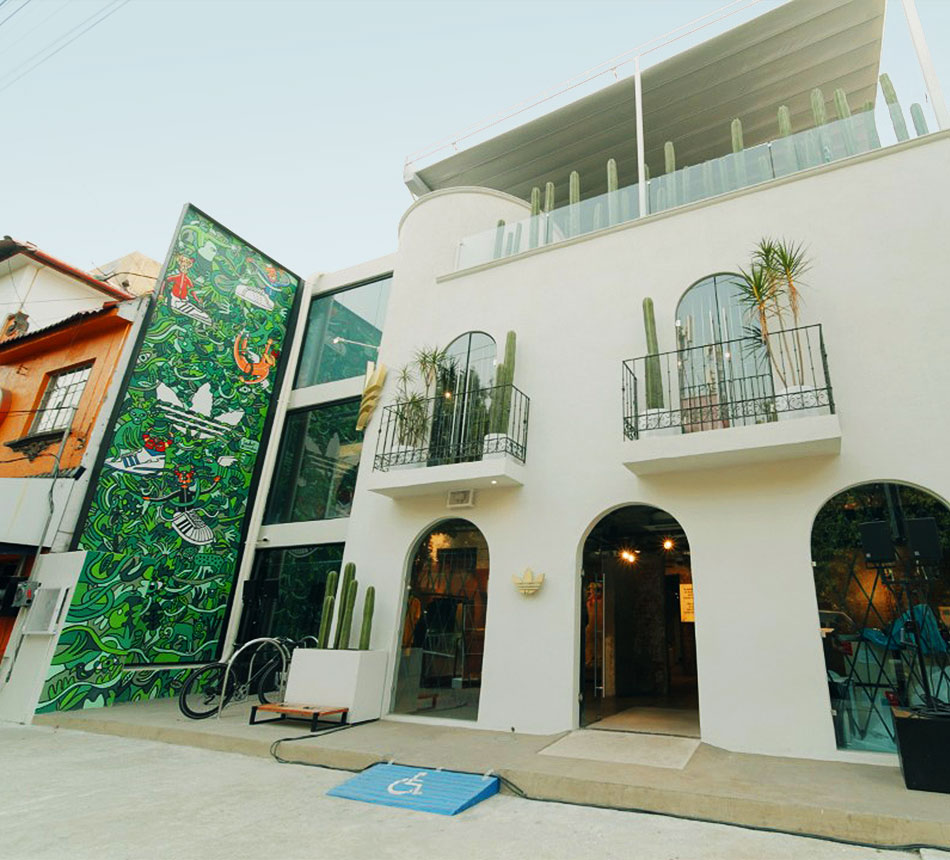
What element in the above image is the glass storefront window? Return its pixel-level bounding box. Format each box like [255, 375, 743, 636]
[263, 399, 362, 524]
[393, 519, 490, 721]
[295, 275, 391, 388]
[812, 482, 950, 753]
[238, 543, 344, 643]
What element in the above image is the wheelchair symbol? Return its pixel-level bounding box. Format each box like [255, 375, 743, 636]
[387, 771, 428, 796]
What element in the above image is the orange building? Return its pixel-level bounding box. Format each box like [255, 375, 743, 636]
[0, 241, 154, 667]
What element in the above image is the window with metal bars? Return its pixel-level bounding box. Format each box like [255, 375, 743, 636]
[31, 364, 92, 434]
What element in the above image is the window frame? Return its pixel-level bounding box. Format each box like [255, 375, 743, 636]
[30, 362, 94, 436]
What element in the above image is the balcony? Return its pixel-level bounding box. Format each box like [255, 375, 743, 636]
[621, 324, 841, 475]
[457, 112, 880, 271]
[366, 383, 529, 499]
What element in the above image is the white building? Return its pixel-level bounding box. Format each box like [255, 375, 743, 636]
[220, 0, 950, 764]
[9, 0, 950, 768]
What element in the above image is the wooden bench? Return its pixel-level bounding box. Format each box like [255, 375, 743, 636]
[249, 702, 349, 732]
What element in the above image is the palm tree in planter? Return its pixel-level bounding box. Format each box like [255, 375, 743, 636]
[389, 346, 450, 467]
[747, 238, 817, 414]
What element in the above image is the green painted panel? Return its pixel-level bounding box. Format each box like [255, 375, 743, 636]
[39, 206, 301, 713]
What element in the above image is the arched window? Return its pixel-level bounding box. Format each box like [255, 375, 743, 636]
[675, 273, 771, 431]
[812, 482, 950, 752]
[393, 518, 490, 721]
[429, 332, 496, 465]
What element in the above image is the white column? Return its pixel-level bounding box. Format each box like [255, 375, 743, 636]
[635, 57, 647, 217]
[900, 0, 950, 130]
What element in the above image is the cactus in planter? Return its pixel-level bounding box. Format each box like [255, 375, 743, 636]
[777, 105, 792, 137]
[569, 170, 580, 237]
[489, 330, 516, 436]
[664, 141, 678, 208]
[543, 182, 555, 243]
[337, 579, 358, 649]
[317, 569, 339, 648]
[642, 298, 664, 411]
[606, 158, 619, 225]
[880, 74, 909, 142]
[730, 118, 744, 152]
[359, 586, 375, 650]
[810, 88, 827, 126]
[529, 186, 541, 249]
[493, 220, 506, 259]
[333, 563, 355, 648]
[833, 88, 857, 155]
[593, 202, 605, 231]
[511, 222, 523, 255]
[911, 103, 929, 136]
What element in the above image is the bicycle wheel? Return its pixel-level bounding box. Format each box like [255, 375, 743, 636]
[256, 655, 284, 705]
[179, 663, 235, 719]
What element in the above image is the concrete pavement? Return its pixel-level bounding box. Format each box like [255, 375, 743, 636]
[1, 725, 937, 860]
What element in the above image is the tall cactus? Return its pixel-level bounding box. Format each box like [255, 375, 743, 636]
[730, 118, 744, 152]
[333, 563, 356, 648]
[777, 105, 792, 137]
[337, 579, 358, 650]
[492, 220, 505, 260]
[731, 118, 746, 188]
[833, 87, 852, 120]
[642, 298, 664, 410]
[543, 181, 555, 243]
[606, 158, 619, 226]
[529, 186, 541, 249]
[664, 141, 678, 208]
[569, 170, 580, 237]
[359, 586, 375, 650]
[317, 569, 339, 648]
[833, 88, 857, 155]
[511, 222, 523, 256]
[910, 103, 930, 137]
[810, 88, 828, 126]
[489, 331, 516, 434]
[880, 74, 909, 142]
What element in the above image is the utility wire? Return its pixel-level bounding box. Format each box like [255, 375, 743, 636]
[0, 0, 130, 95]
[0, 0, 33, 31]
[0, 0, 68, 55]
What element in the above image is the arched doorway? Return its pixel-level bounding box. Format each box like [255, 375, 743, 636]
[581, 505, 698, 736]
[812, 481, 950, 753]
[393, 518, 490, 721]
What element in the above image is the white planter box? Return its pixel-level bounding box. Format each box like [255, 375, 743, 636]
[284, 649, 389, 724]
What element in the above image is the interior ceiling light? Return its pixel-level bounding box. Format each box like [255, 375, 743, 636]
[663, 538, 675, 551]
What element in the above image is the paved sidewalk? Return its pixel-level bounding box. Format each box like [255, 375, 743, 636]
[32, 698, 950, 849]
[0, 725, 931, 860]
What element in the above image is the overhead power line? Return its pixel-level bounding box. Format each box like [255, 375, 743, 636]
[0, 0, 69, 55]
[0, 0, 130, 95]
[0, 0, 34, 31]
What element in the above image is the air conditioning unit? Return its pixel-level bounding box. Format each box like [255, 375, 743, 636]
[446, 489, 475, 509]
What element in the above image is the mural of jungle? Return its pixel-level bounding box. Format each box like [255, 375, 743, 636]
[38, 205, 301, 713]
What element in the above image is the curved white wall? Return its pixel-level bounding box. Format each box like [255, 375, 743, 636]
[340, 136, 950, 758]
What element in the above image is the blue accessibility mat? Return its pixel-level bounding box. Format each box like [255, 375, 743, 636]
[327, 763, 499, 815]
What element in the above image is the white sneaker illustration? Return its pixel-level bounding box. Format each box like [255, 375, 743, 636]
[171, 510, 214, 545]
[235, 283, 274, 311]
[169, 294, 212, 324]
[105, 447, 166, 475]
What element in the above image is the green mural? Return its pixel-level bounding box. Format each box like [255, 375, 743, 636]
[38, 205, 301, 713]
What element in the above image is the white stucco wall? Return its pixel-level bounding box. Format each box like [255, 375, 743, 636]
[0, 259, 112, 330]
[331, 133, 950, 761]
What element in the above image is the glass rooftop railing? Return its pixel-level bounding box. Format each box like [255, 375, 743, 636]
[456, 110, 885, 271]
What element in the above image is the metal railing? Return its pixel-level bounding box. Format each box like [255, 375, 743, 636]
[622, 323, 834, 440]
[374, 383, 530, 471]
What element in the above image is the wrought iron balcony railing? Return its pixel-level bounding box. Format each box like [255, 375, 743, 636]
[622, 324, 834, 440]
[374, 383, 530, 471]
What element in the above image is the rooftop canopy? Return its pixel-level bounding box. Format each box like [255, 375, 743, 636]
[407, 0, 885, 206]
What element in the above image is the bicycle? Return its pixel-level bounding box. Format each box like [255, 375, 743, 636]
[178, 636, 317, 720]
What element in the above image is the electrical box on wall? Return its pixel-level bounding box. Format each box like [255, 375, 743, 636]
[446, 489, 475, 509]
[11, 580, 39, 609]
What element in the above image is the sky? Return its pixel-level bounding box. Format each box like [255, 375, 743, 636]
[1, 0, 948, 279]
